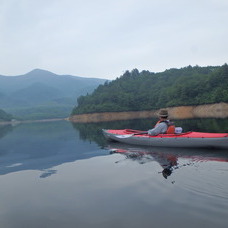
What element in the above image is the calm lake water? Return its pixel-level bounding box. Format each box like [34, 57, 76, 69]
[0, 118, 228, 228]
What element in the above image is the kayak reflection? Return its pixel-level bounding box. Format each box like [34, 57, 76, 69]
[107, 142, 228, 179]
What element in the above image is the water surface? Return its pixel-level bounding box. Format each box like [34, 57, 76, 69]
[0, 119, 227, 228]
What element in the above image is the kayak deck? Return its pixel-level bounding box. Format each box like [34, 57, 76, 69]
[105, 129, 228, 138]
[102, 129, 228, 149]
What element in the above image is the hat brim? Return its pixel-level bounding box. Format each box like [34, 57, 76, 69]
[159, 115, 168, 117]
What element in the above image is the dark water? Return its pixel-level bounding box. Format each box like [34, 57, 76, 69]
[0, 118, 228, 228]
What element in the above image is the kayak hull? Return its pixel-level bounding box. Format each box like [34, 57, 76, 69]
[102, 129, 228, 149]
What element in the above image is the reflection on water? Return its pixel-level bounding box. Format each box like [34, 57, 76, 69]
[0, 119, 228, 228]
[0, 121, 108, 177]
[0, 118, 227, 178]
[0, 124, 13, 139]
[107, 142, 228, 181]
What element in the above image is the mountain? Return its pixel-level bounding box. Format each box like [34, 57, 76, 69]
[71, 64, 228, 115]
[0, 69, 107, 120]
[11, 83, 64, 105]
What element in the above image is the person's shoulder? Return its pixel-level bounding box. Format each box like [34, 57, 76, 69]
[159, 121, 168, 126]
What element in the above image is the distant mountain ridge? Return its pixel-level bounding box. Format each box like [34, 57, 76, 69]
[0, 69, 106, 95]
[0, 69, 107, 120]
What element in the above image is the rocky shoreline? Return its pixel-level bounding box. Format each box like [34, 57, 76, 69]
[1, 103, 227, 125]
[69, 102, 228, 123]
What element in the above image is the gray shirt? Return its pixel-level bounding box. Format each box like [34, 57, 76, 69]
[148, 122, 168, 136]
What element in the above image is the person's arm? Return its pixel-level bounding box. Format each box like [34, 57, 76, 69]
[148, 122, 168, 136]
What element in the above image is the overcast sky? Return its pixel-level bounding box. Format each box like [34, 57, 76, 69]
[0, 0, 227, 79]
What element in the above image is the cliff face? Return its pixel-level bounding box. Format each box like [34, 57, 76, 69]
[69, 102, 228, 123]
[167, 103, 228, 119]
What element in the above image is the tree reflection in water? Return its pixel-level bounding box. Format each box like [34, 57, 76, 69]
[71, 118, 228, 180]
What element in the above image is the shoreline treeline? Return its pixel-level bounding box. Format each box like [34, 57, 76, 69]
[72, 64, 228, 115]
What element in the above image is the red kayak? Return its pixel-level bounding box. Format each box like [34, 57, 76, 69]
[102, 129, 228, 149]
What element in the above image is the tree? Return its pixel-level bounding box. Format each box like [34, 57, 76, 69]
[71, 65, 228, 115]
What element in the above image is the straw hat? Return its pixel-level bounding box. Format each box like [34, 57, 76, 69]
[159, 109, 168, 117]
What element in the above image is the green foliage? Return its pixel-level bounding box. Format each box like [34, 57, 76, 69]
[0, 109, 13, 121]
[71, 64, 228, 115]
[5, 105, 72, 120]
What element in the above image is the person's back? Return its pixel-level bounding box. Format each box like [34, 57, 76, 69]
[148, 121, 168, 135]
[148, 109, 175, 136]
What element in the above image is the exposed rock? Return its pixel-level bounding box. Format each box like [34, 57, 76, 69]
[69, 102, 228, 123]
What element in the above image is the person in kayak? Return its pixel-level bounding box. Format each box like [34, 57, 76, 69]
[148, 109, 175, 135]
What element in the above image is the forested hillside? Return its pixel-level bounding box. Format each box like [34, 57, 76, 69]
[0, 109, 13, 122]
[72, 64, 228, 115]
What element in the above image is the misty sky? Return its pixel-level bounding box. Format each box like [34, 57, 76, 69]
[0, 0, 227, 79]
